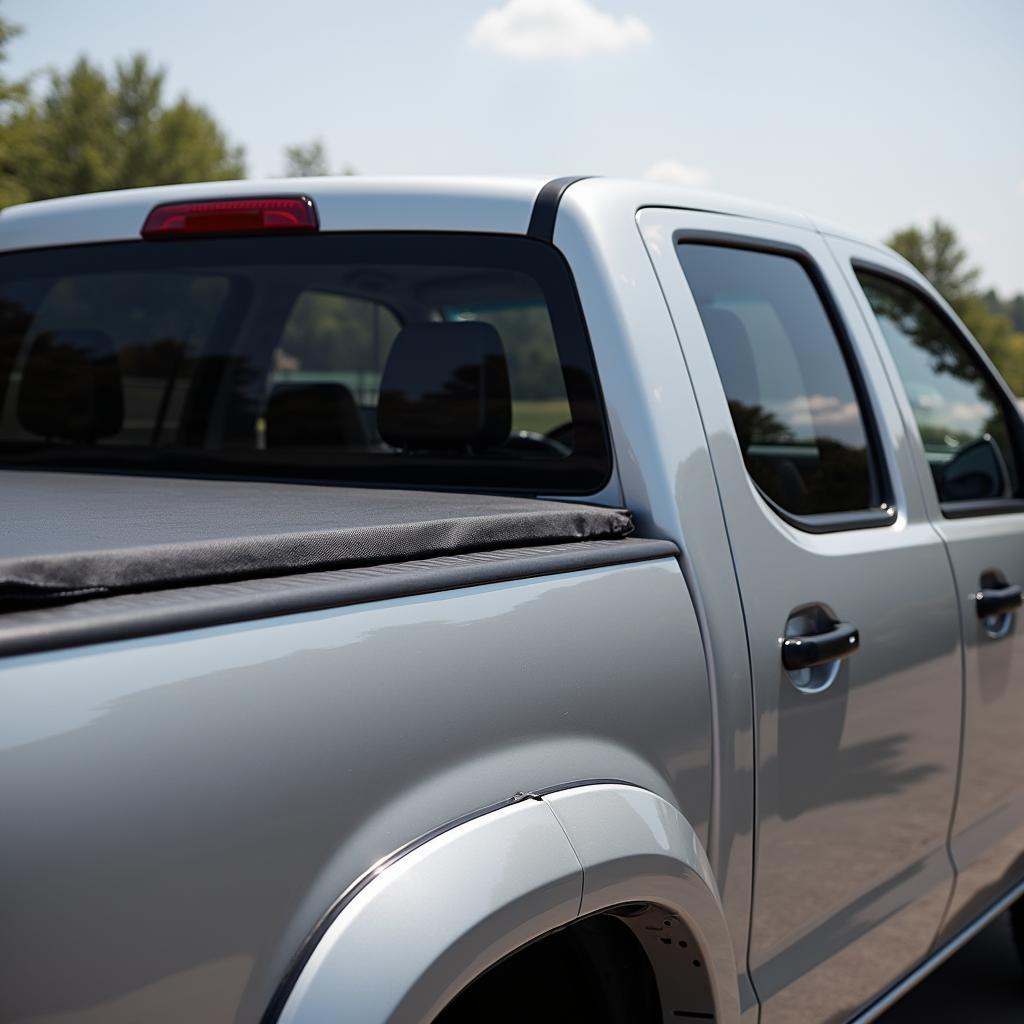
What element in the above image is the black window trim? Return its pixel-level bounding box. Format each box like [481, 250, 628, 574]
[674, 230, 898, 534]
[851, 259, 1024, 520]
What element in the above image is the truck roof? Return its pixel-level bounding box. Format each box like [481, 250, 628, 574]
[0, 175, 894, 257]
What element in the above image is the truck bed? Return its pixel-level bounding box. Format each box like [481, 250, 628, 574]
[0, 471, 672, 656]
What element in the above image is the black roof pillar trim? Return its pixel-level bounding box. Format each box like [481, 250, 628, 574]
[527, 176, 593, 242]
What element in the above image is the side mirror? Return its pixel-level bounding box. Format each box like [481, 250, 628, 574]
[940, 434, 1010, 502]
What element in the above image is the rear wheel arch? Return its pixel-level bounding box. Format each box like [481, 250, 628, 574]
[274, 783, 738, 1024]
[544, 783, 740, 1023]
[435, 902, 722, 1024]
[435, 910, 662, 1023]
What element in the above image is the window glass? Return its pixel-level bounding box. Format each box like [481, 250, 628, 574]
[0, 272, 229, 446]
[276, 291, 402, 407]
[441, 302, 571, 438]
[856, 271, 1019, 503]
[677, 242, 878, 517]
[0, 234, 608, 493]
[267, 290, 572, 449]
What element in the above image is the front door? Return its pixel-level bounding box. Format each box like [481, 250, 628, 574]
[640, 210, 963, 1022]
[832, 237, 1024, 941]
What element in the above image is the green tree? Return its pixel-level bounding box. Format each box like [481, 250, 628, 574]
[284, 139, 329, 177]
[282, 138, 355, 177]
[0, 23, 244, 207]
[887, 220, 980, 309]
[1012, 296, 1024, 334]
[0, 13, 24, 108]
[0, 12, 34, 207]
[983, 288, 1024, 333]
[886, 220, 1024, 395]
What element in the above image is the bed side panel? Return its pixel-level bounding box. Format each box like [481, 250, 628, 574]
[0, 557, 710, 1024]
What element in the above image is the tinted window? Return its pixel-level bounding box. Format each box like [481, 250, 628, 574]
[2, 272, 229, 447]
[677, 243, 880, 517]
[857, 271, 1019, 504]
[0, 234, 608, 493]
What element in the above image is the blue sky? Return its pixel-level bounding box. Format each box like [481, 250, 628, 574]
[7, 0, 1023, 293]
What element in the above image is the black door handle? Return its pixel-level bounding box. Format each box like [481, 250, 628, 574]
[976, 584, 1023, 619]
[782, 621, 860, 671]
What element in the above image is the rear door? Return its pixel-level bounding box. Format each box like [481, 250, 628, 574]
[639, 210, 963, 1021]
[830, 236, 1024, 941]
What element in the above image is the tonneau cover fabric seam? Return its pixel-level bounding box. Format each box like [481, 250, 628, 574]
[0, 538, 679, 658]
[2, 472, 633, 611]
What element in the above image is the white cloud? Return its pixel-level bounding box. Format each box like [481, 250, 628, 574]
[642, 159, 711, 188]
[468, 0, 652, 61]
[945, 400, 993, 426]
[781, 394, 862, 429]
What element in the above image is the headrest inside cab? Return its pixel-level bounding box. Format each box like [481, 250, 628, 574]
[377, 321, 511, 452]
[17, 329, 124, 442]
[266, 382, 368, 448]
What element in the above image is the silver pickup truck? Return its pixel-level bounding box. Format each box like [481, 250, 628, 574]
[1, 176, 1022, 1024]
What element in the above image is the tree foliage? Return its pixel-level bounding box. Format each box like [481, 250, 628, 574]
[283, 139, 329, 177]
[984, 289, 1024, 333]
[0, 12, 31, 207]
[0, 12, 23, 106]
[282, 138, 355, 178]
[887, 221, 980, 309]
[886, 220, 1024, 395]
[0, 18, 244, 208]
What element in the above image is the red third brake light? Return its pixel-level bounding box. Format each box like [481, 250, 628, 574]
[141, 196, 319, 238]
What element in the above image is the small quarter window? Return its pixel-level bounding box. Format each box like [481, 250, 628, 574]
[677, 242, 883, 520]
[856, 269, 1020, 505]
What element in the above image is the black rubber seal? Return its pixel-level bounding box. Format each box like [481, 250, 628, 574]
[527, 176, 592, 242]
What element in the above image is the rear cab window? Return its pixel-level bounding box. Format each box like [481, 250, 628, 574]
[676, 241, 893, 529]
[0, 234, 609, 493]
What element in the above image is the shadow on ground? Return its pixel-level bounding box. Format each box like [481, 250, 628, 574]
[877, 912, 1024, 1022]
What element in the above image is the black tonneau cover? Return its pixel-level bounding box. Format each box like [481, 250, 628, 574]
[1, 471, 633, 610]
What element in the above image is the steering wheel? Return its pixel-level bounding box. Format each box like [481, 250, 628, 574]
[502, 428, 571, 458]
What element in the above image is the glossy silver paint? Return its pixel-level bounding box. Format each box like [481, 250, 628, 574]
[2, 176, 1022, 1023]
[638, 208, 964, 1023]
[0, 559, 711, 1023]
[0, 174, 809, 255]
[282, 783, 740, 1024]
[825, 234, 1024, 946]
[0, 177, 547, 251]
[553, 179, 760, 1020]
[278, 797, 583, 1024]
[849, 874, 1024, 1024]
[843, 872, 1024, 1024]
[544, 783, 741, 1022]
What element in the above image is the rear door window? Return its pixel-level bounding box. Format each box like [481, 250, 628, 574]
[677, 242, 888, 522]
